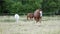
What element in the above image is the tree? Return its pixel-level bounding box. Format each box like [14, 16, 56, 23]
[42, 0, 60, 15]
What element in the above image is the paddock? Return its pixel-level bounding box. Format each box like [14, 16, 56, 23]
[0, 15, 60, 34]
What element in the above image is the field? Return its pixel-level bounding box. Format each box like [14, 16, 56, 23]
[0, 15, 60, 34]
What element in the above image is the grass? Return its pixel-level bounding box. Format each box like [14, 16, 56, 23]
[0, 19, 15, 22]
[0, 16, 60, 34]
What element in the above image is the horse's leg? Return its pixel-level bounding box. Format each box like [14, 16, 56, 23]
[34, 17, 39, 23]
[29, 17, 31, 20]
[39, 17, 42, 23]
[31, 16, 33, 20]
[37, 17, 40, 23]
[35, 17, 39, 23]
[40, 19, 41, 23]
[34, 17, 37, 23]
[36, 17, 40, 23]
[30, 17, 33, 21]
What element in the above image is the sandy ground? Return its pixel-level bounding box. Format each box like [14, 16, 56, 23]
[0, 16, 60, 34]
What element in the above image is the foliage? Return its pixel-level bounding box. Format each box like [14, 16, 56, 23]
[0, 0, 60, 15]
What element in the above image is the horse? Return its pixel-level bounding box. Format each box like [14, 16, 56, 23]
[34, 9, 42, 23]
[27, 13, 34, 20]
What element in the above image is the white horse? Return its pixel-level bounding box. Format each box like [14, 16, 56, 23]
[14, 14, 19, 23]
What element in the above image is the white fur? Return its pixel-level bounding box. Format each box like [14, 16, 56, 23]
[40, 11, 42, 17]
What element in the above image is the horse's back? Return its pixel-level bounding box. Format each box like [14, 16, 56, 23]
[34, 10, 40, 17]
[27, 13, 33, 17]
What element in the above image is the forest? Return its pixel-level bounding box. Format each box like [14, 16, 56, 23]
[0, 0, 60, 15]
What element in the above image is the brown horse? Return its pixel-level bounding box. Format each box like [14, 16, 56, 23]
[27, 13, 34, 20]
[34, 9, 42, 23]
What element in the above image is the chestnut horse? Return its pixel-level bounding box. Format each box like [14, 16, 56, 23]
[27, 13, 34, 20]
[34, 9, 42, 23]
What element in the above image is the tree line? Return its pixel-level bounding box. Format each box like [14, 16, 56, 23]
[0, 0, 60, 15]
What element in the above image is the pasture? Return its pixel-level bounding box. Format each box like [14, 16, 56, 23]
[0, 15, 60, 34]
